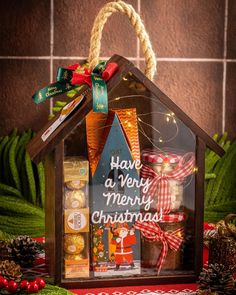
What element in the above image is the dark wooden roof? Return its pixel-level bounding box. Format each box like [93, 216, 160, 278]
[27, 54, 224, 163]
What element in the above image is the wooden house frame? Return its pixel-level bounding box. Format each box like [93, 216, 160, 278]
[27, 55, 224, 289]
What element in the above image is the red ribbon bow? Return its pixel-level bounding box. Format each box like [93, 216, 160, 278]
[68, 62, 119, 87]
[141, 152, 195, 214]
[68, 64, 92, 87]
[134, 221, 184, 274]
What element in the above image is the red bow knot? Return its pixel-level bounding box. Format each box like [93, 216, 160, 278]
[69, 64, 92, 87]
[68, 62, 119, 87]
[134, 221, 184, 274]
[141, 152, 195, 214]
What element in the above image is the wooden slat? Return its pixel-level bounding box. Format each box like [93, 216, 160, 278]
[60, 273, 197, 288]
[194, 136, 205, 276]
[54, 141, 64, 283]
[44, 152, 56, 279]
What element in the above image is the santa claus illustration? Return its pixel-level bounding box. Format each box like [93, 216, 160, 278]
[111, 223, 136, 270]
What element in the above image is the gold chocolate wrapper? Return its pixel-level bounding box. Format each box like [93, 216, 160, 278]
[64, 234, 85, 255]
[64, 157, 89, 182]
[66, 180, 86, 190]
[65, 254, 84, 261]
[65, 190, 86, 209]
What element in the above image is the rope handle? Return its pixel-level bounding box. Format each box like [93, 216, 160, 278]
[87, 0, 156, 81]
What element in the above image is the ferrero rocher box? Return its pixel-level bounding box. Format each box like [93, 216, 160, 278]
[64, 255, 90, 278]
[63, 157, 89, 182]
[64, 209, 89, 233]
[64, 233, 90, 278]
[63, 157, 90, 278]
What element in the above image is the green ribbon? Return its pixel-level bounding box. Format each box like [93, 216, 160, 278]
[32, 68, 77, 104]
[32, 62, 108, 112]
[91, 74, 108, 113]
[32, 82, 76, 104]
[91, 61, 108, 113]
[56, 67, 73, 82]
[93, 61, 106, 74]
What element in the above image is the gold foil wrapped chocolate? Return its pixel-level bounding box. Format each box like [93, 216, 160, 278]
[63, 157, 89, 183]
[64, 234, 85, 255]
[65, 254, 84, 261]
[66, 180, 86, 190]
[65, 190, 86, 209]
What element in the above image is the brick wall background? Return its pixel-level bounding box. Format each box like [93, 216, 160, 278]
[0, 0, 235, 138]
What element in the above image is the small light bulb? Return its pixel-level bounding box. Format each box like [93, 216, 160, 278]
[166, 116, 170, 122]
[126, 111, 131, 115]
[127, 122, 132, 127]
[123, 77, 128, 81]
[171, 112, 175, 116]
[159, 138, 163, 143]
[173, 119, 176, 123]
[115, 97, 120, 101]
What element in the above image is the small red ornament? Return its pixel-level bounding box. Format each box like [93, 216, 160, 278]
[6, 280, 18, 293]
[34, 278, 45, 290]
[27, 282, 39, 293]
[0, 276, 8, 288]
[20, 279, 30, 290]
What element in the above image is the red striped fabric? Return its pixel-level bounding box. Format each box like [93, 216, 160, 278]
[161, 212, 186, 223]
[142, 149, 181, 164]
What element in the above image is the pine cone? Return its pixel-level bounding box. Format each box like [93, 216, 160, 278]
[0, 240, 12, 260]
[0, 260, 22, 282]
[198, 263, 234, 294]
[8, 236, 39, 267]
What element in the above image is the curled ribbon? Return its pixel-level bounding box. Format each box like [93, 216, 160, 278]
[141, 152, 195, 214]
[134, 221, 184, 274]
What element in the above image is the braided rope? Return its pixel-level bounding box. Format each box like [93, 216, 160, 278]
[88, 0, 156, 81]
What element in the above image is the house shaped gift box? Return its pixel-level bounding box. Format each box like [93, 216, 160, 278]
[27, 54, 224, 289]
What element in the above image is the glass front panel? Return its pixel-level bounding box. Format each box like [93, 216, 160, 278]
[62, 72, 197, 281]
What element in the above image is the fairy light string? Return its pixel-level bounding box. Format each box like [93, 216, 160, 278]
[67, 93, 197, 187]
[111, 94, 180, 146]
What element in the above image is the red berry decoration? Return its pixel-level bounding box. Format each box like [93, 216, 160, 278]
[0, 276, 8, 288]
[20, 279, 30, 290]
[0, 275, 4, 287]
[27, 282, 39, 293]
[7, 280, 18, 293]
[34, 278, 46, 290]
